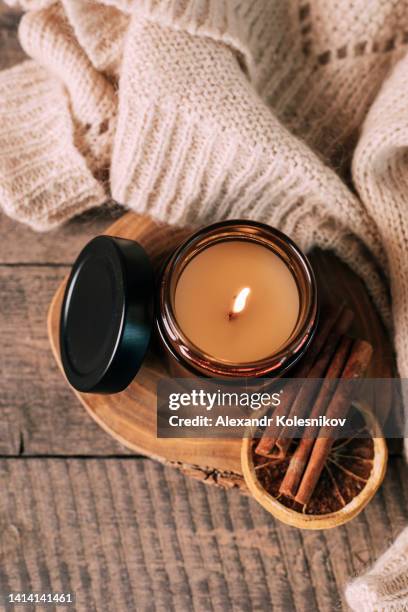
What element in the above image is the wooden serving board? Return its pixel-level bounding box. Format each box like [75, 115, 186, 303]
[47, 212, 396, 490]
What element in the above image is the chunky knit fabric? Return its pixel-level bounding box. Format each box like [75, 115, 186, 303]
[2, 1, 408, 374]
[2, 2, 408, 606]
[2, 1, 406, 354]
[346, 527, 408, 611]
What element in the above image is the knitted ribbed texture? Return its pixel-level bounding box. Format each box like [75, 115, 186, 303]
[61, 0, 128, 74]
[131, 0, 254, 74]
[0, 4, 406, 358]
[19, 3, 117, 174]
[353, 52, 408, 407]
[6, 0, 54, 8]
[1, 0, 407, 351]
[3, 2, 408, 604]
[346, 527, 408, 611]
[0, 59, 106, 229]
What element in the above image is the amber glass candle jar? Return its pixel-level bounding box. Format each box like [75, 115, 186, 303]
[60, 220, 318, 393]
[157, 220, 318, 378]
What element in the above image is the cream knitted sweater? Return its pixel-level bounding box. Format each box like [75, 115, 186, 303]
[2, 0, 403, 366]
[2, 1, 408, 607]
[345, 526, 408, 611]
[1, 1, 405, 322]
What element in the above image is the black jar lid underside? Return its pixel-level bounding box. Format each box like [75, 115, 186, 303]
[60, 235, 154, 394]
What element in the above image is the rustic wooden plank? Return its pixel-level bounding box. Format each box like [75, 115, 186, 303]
[0, 266, 131, 455]
[0, 3, 403, 608]
[0, 457, 405, 611]
[0, 208, 124, 264]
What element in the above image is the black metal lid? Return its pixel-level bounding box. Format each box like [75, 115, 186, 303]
[60, 235, 154, 394]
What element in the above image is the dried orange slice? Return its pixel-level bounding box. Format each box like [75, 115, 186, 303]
[241, 404, 387, 529]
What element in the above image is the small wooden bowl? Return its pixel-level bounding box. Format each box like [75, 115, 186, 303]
[241, 405, 388, 530]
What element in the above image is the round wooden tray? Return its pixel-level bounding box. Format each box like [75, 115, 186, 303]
[47, 213, 396, 490]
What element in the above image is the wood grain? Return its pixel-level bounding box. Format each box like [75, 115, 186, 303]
[0, 265, 132, 456]
[0, 7, 403, 609]
[0, 207, 123, 264]
[0, 456, 406, 612]
[0, 4, 133, 456]
[47, 212, 396, 488]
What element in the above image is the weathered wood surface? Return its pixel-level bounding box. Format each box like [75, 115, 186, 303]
[0, 457, 406, 612]
[48, 212, 396, 482]
[0, 264, 135, 456]
[0, 206, 124, 264]
[0, 4, 405, 611]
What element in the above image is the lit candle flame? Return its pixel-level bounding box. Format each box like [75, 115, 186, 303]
[231, 287, 251, 317]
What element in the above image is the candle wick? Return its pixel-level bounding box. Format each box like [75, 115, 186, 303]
[228, 287, 251, 321]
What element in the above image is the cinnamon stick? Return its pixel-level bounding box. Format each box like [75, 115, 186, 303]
[255, 304, 347, 458]
[275, 307, 354, 456]
[294, 339, 373, 507]
[278, 335, 353, 498]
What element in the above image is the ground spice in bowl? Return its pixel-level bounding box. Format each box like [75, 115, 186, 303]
[242, 405, 387, 529]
